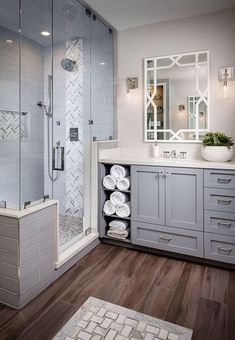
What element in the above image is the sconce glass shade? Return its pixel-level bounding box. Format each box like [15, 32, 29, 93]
[126, 77, 138, 94]
[219, 67, 234, 99]
[223, 83, 229, 99]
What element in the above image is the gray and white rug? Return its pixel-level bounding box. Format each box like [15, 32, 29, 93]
[53, 297, 192, 340]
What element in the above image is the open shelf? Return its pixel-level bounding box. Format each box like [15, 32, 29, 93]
[103, 188, 131, 194]
[99, 163, 132, 244]
[103, 213, 131, 220]
[102, 235, 131, 243]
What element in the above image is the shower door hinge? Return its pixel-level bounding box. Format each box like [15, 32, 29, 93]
[85, 228, 92, 236]
[85, 8, 91, 17]
[24, 201, 31, 209]
[0, 201, 6, 209]
[88, 120, 93, 125]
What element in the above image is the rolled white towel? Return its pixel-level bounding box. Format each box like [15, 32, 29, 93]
[117, 176, 130, 191]
[116, 201, 131, 218]
[109, 219, 129, 231]
[103, 175, 116, 190]
[110, 165, 130, 180]
[107, 228, 129, 240]
[110, 191, 129, 207]
[103, 200, 116, 216]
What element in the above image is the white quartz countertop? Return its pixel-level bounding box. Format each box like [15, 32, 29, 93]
[99, 156, 235, 170]
[0, 199, 58, 218]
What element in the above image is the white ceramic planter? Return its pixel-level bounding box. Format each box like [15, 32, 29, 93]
[201, 146, 234, 162]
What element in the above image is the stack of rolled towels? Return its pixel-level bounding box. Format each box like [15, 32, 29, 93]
[103, 165, 130, 191]
[103, 165, 131, 218]
[107, 219, 129, 240]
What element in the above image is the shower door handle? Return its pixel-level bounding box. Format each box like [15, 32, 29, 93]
[53, 146, 64, 171]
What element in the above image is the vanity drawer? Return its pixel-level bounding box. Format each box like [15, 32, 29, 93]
[204, 233, 235, 264]
[204, 169, 235, 190]
[204, 188, 235, 213]
[204, 210, 235, 237]
[132, 221, 203, 257]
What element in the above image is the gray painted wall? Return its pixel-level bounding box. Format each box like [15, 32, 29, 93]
[117, 8, 235, 149]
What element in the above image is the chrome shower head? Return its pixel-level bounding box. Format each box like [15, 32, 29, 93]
[61, 58, 76, 72]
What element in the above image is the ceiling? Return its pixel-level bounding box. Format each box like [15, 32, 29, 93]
[84, 0, 235, 30]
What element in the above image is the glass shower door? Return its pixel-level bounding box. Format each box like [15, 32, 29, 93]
[52, 0, 92, 252]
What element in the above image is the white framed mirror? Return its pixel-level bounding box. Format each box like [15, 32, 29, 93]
[144, 51, 210, 142]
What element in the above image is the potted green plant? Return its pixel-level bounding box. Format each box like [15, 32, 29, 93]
[201, 132, 234, 162]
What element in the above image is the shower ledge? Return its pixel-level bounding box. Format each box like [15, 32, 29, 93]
[0, 199, 58, 218]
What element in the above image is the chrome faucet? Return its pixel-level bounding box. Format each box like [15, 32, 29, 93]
[170, 150, 177, 158]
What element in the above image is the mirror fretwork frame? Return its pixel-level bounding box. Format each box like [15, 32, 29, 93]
[144, 51, 210, 142]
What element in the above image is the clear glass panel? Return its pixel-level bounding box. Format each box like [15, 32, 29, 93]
[91, 17, 114, 141]
[52, 0, 91, 252]
[0, 0, 20, 209]
[20, 0, 52, 208]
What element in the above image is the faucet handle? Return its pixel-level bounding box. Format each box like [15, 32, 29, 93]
[162, 151, 170, 158]
[170, 150, 177, 158]
[180, 151, 187, 159]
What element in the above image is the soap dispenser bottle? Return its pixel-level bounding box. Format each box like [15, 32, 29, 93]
[152, 142, 159, 158]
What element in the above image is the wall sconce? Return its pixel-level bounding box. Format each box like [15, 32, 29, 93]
[126, 77, 138, 95]
[178, 104, 185, 112]
[218, 67, 234, 99]
[178, 104, 186, 116]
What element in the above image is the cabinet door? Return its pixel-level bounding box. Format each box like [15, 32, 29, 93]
[131, 166, 165, 225]
[166, 167, 203, 231]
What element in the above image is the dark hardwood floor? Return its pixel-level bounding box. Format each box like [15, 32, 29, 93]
[0, 244, 234, 340]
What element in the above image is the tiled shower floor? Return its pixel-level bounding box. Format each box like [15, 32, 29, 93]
[59, 215, 84, 248]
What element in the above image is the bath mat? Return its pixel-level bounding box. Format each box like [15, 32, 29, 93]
[53, 297, 193, 340]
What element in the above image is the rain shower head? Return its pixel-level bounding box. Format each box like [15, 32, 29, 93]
[61, 58, 76, 72]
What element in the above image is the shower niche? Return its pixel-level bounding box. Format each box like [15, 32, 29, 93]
[0, 110, 30, 140]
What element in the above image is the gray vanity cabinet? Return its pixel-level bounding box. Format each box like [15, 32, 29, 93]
[165, 167, 203, 231]
[131, 166, 165, 225]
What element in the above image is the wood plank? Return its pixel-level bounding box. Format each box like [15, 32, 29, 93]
[200, 266, 229, 303]
[193, 298, 226, 340]
[17, 300, 76, 340]
[116, 254, 167, 311]
[139, 286, 174, 319]
[92, 249, 148, 305]
[226, 271, 235, 340]
[78, 243, 114, 268]
[61, 246, 129, 307]
[0, 245, 232, 340]
[154, 258, 186, 289]
[21, 264, 89, 320]
[166, 262, 205, 329]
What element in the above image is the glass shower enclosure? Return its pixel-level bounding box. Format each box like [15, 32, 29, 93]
[0, 0, 115, 253]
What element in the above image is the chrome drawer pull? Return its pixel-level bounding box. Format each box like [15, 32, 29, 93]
[217, 221, 232, 228]
[218, 246, 232, 254]
[217, 177, 232, 184]
[218, 198, 232, 205]
[159, 235, 172, 242]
